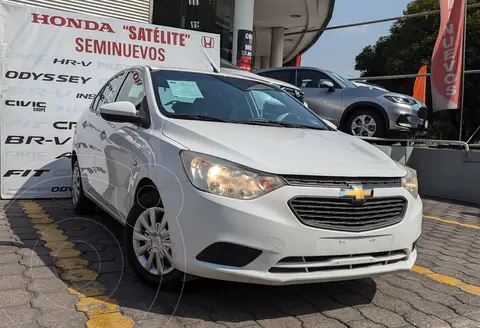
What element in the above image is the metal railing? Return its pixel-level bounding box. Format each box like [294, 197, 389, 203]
[349, 69, 480, 81]
[359, 137, 470, 151]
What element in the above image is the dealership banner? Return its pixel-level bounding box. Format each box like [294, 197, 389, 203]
[0, 1, 220, 199]
[236, 29, 253, 71]
[430, 0, 465, 112]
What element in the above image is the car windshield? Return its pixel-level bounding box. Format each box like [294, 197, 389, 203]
[151, 70, 329, 130]
[328, 71, 357, 89]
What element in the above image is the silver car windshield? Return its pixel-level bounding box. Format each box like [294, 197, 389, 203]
[329, 71, 358, 89]
[152, 70, 329, 130]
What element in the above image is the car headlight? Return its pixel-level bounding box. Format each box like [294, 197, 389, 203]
[384, 96, 416, 105]
[180, 151, 284, 199]
[400, 164, 418, 199]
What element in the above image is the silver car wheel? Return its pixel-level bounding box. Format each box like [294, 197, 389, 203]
[72, 164, 81, 206]
[133, 207, 174, 276]
[351, 115, 377, 137]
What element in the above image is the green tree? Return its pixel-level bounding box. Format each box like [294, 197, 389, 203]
[355, 0, 480, 141]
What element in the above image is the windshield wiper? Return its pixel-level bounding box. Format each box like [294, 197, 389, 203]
[171, 114, 230, 122]
[234, 119, 326, 130]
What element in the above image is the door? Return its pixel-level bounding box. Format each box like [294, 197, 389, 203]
[99, 69, 149, 220]
[88, 71, 127, 203]
[76, 91, 103, 194]
[296, 69, 344, 125]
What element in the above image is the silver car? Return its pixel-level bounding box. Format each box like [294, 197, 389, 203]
[256, 67, 428, 138]
[220, 59, 307, 107]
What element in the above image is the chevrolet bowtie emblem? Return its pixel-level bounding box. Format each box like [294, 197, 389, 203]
[340, 185, 373, 203]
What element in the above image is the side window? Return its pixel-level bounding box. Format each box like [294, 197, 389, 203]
[115, 70, 145, 110]
[258, 70, 295, 85]
[296, 70, 336, 88]
[94, 72, 126, 111]
[115, 70, 150, 126]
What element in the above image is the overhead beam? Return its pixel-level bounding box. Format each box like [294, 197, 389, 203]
[285, 3, 480, 36]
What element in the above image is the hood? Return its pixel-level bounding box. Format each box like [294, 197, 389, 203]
[344, 88, 420, 107]
[353, 82, 388, 92]
[351, 87, 417, 101]
[162, 120, 406, 177]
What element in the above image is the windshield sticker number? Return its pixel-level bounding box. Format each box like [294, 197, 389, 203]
[167, 80, 204, 99]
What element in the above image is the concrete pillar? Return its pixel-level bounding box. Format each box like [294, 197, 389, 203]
[270, 27, 285, 67]
[254, 56, 261, 70]
[231, 0, 254, 66]
[261, 56, 270, 69]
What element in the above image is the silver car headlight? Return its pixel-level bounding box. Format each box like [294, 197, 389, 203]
[384, 95, 416, 105]
[400, 164, 418, 199]
[180, 151, 284, 199]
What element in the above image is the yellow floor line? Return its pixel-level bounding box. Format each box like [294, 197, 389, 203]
[19, 201, 135, 328]
[412, 265, 480, 295]
[423, 215, 480, 230]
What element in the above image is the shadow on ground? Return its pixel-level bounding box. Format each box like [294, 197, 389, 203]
[3, 198, 377, 325]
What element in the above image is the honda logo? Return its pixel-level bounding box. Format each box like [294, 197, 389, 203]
[201, 36, 214, 48]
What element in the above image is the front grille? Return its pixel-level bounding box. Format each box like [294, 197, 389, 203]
[417, 107, 428, 120]
[269, 249, 408, 273]
[288, 197, 407, 232]
[281, 176, 401, 188]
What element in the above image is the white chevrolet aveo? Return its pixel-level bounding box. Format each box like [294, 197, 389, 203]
[72, 65, 422, 287]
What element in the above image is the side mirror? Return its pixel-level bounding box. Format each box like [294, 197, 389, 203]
[99, 101, 142, 124]
[323, 119, 337, 130]
[318, 79, 335, 91]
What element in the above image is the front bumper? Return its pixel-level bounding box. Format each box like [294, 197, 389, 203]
[163, 182, 422, 285]
[383, 101, 428, 136]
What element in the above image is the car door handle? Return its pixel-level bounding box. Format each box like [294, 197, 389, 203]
[132, 158, 137, 166]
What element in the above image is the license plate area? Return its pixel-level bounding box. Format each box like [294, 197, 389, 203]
[317, 235, 393, 256]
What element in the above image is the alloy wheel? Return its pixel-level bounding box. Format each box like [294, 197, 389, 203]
[132, 207, 174, 275]
[351, 115, 377, 136]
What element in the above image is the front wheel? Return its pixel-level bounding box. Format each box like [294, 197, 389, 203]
[71, 159, 96, 214]
[344, 109, 385, 138]
[125, 190, 182, 289]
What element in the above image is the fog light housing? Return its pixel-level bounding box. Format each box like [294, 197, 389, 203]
[196, 242, 262, 267]
[412, 236, 420, 252]
[396, 115, 413, 128]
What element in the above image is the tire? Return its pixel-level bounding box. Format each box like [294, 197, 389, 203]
[344, 108, 386, 138]
[125, 189, 182, 290]
[71, 159, 96, 214]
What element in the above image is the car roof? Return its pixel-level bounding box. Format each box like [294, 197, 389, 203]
[255, 66, 330, 73]
[145, 65, 285, 85]
[220, 58, 239, 70]
[221, 68, 301, 91]
[132, 63, 300, 92]
[218, 60, 301, 91]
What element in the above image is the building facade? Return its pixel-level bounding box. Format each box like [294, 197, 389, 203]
[7, 0, 335, 70]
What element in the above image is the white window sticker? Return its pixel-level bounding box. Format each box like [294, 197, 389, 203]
[167, 80, 204, 99]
